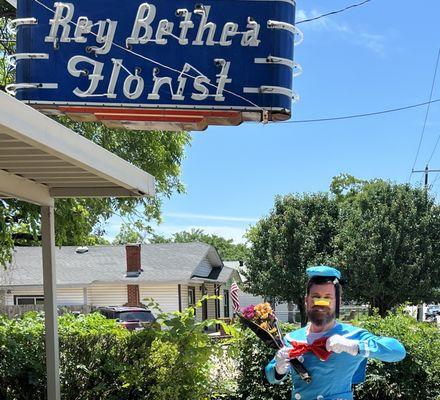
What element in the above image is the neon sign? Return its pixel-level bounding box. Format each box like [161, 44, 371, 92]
[10, 0, 302, 131]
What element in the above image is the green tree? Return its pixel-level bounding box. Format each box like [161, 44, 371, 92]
[0, 0, 15, 92]
[149, 228, 248, 261]
[334, 178, 440, 316]
[0, 5, 191, 266]
[245, 193, 339, 325]
[113, 221, 151, 245]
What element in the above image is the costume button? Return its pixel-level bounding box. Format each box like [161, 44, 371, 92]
[294, 394, 301, 399]
[298, 356, 304, 363]
[316, 396, 324, 400]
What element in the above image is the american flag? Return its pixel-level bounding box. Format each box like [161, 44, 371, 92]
[230, 282, 240, 312]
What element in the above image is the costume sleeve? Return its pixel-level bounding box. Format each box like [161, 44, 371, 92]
[356, 330, 406, 362]
[265, 358, 290, 384]
[265, 336, 291, 384]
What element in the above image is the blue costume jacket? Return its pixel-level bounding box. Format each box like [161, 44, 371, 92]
[265, 322, 406, 400]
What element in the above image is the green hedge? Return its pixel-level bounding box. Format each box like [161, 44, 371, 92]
[1, 309, 438, 400]
[354, 311, 440, 400]
[231, 312, 440, 400]
[0, 300, 223, 400]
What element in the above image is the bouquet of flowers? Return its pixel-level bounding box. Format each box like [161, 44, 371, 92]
[236, 302, 311, 383]
[240, 303, 284, 349]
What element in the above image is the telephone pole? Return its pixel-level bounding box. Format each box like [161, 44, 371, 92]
[412, 165, 440, 187]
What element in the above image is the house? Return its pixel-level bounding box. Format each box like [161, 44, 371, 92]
[0, 243, 240, 321]
[223, 261, 296, 322]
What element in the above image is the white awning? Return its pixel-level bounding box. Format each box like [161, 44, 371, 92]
[0, 91, 155, 206]
[0, 90, 156, 400]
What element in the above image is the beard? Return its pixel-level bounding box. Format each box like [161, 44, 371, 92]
[307, 307, 336, 327]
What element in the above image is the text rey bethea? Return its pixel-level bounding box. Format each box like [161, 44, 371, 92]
[45, 2, 261, 101]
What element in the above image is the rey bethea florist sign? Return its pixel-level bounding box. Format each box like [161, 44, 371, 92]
[11, 0, 302, 131]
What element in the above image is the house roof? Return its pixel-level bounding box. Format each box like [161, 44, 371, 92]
[0, 243, 234, 287]
[223, 261, 247, 281]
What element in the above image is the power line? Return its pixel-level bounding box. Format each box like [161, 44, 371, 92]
[409, 48, 440, 181]
[426, 59, 440, 163]
[296, 0, 371, 25]
[279, 98, 440, 124]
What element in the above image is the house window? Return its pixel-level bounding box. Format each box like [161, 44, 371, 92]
[14, 296, 45, 305]
[223, 289, 230, 318]
[188, 287, 196, 307]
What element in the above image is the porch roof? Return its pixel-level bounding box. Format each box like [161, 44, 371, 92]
[0, 91, 155, 205]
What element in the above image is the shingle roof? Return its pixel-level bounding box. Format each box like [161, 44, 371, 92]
[0, 243, 230, 287]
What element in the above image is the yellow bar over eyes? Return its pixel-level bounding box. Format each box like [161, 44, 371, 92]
[313, 298, 331, 306]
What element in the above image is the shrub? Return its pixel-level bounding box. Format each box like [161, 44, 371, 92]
[231, 311, 440, 400]
[0, 297, 226, 400]
[0, 312, 47, 400]
[353, 310, 440, 400]
[233, 325, 292, 400]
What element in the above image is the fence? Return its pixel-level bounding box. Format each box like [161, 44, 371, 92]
[275, 305, 369, 323]
[0, 305, 96, 319]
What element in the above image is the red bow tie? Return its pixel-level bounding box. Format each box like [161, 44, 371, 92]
[288, 337, 332, 361]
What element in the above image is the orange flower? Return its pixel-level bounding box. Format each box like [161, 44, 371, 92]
[254, 302, 273, 319]
[259, 321, 269, 330]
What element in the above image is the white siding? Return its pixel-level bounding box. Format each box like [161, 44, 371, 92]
[88, 284, 127, 307]
[57, 288, 84, 305]
[5, 287, 84, 306]
[195, 283, 202, 321]
[206, 283, 217, 319]
[220, 283, 233, 318]
[181, 284, 189, 310]
[238, 289, 292, 322]
[238, 290, 264, 309]
[139, 284, 179, 314]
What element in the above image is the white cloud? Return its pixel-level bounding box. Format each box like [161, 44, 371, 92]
[164, 212, 258, 223]
[297, 8, 386, 55]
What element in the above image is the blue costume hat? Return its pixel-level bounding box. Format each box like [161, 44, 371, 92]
[306, 265, 341, 281]
[306, 265, 343, 318]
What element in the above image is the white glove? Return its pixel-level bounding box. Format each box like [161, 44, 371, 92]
[275, 347, 291, 375]
[326, 334, 359, 356]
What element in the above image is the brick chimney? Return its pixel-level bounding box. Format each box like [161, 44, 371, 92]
[124, 244, 143, 307]
[125, 243, 141, 278]
[125, 284, 141, 307]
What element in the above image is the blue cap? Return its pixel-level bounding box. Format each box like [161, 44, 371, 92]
[306, 265, 341, 280]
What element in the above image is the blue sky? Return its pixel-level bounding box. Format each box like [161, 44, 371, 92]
[105, 0, 440, 243]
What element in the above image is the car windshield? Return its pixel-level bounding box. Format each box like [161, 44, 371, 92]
[117, 311, 154, 322]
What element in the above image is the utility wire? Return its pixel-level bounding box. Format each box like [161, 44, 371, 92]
[426, 57, 440, 164]
[409, 48, 440, 181]
[296, 0, 371, 24]
[279, 98, 440, 124]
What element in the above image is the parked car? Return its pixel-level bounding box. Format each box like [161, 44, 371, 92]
[425, 305, 440, 322]
[98, 306, 156, 331]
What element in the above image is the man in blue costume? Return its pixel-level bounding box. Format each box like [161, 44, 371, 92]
[265, 266, 406, 400]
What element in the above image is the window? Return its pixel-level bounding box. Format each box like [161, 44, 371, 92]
[188, 287, 196, 307]
[223, 289, 230, 318]
[14, 296, 44, 305]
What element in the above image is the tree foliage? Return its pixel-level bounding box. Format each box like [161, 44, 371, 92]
[245, 175, 440, 319]
[244, 193, 339, 325]
[335, 178, 440, 315]
[150, 228, 248, 261]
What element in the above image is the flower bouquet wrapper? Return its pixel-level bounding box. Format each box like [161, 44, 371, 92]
[236, 305, 312, 383]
